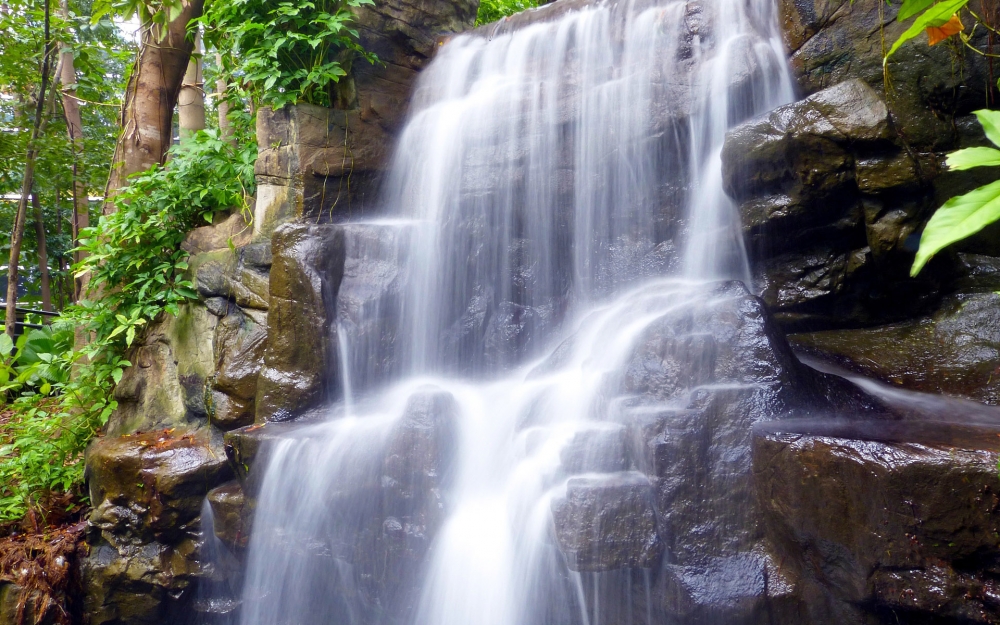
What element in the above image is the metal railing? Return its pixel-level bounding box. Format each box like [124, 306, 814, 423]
[2, 306, 60, 338]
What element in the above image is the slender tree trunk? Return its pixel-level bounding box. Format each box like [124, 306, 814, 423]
[5, 0, 54, 339]
[55, 189, 65, 311]
[103, 0, 205, 212]
[31, 193, 52, 314]
[215, 53, 235, 146]
[59, 0, 89, 302]
[178, 29, 205, 140]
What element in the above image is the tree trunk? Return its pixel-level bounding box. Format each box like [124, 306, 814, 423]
[103, 0, 206, 211]
[5, 0, 54, 340]
[215, 52, 236, 146]
[59, 0, 89, 302]
[55, 189, 65, 311]
[31, 193, 52, 314]
[178, 29, 205, 140]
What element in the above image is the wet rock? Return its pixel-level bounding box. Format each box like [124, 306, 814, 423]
[81, 538, 202, 625]
[560, 424, 629, 474]
[193, 250, 269, 311]
[552, 472, 662, 571]
[778, 0, 992, 151]
[210, 308, 267, 429]
[791, 292, 1000, 405]
[253, 0, 477, 228]
[605, 280, 887, 609]
[722, 79, 890, 239]
[85, 429, 232, 546]
[753, 422, 1000, 623]
[255, 223, 346, 421]
[335, 224, 412, 394]
[82, 429, 233, 625]
[657, 553, 776, 624]
[110, 303, 217, 436]
[223, 422, 301, 490]
[207, 481, 250, 551]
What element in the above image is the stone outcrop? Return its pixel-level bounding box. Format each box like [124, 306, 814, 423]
[251, 0, 479, 232]
[723, 0, 1000, 333]
[791, 291, 1000, 405]
[754, 420, 1000, 624]
[81, 430, 232, 625]
[722, 76, 996, 331]
[83, 0, 479, 621]
[255, 223, 346, 421]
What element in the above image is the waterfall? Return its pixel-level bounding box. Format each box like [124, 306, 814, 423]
[238, 0, 795, 623]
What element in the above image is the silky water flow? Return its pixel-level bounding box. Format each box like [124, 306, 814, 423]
[232, 0, 796, 623]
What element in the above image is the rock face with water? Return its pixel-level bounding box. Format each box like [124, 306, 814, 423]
[754, 421, 1000, 623]
[723, 3, 1000, 332]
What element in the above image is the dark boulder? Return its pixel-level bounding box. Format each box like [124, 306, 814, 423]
[753, 420, 1000, 623]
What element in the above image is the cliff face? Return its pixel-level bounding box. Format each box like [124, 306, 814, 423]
[62, 2, 1000, 625]
[72, 1, 478, 623]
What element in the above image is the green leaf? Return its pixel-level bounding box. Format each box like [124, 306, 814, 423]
[912, 179, 1000, 276]
[884, 0, 970, 63]
[898, 0, 936, 20]
[974, 109, 1000, 148]
[0, 334, 13, 357]
[946, 147, 1000, 170]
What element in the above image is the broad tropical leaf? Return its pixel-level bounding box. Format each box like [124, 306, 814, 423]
[898, 0, 935, 20]
[975, 109, 1000, 147]
[911, 179, 1000, 275]
[946, 147, 1000, 170]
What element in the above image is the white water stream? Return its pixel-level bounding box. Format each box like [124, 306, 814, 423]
[236, 0, 795, 623]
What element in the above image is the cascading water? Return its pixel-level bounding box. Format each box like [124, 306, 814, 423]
[237, 0, 795, 623]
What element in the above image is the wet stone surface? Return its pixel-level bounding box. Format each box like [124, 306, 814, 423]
[753, 420, 1000, 624]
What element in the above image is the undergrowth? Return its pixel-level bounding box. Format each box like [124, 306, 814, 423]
[0, 130, 256, 522]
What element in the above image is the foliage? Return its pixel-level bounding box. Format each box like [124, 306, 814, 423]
[476, 0, 537, 26]
[201, 0, 377, 109]
[0, 0, 133, 309]
[885, 0, 970, 62]
[0, 130, 254, 521]
[911, 110, 1000, 275]
[76, 129, 255, 346]
[0, 326, 74, 395]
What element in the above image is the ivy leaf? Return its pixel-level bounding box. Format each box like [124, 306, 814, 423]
[911, 179, 1000, 276]
[0, 334, 13, 357]
[946, 147, 1000, 171]
[885, 0, 970, 63]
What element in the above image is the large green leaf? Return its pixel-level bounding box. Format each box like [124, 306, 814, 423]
[898, 0, 935, 20]
[885, 0, 970, 63]
[946, 147, 1000, 170]
[911, 179, 1000, 276]
[975, 109, 1000, 147]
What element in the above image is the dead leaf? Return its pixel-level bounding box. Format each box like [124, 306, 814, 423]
[927, 14, 963, 46]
